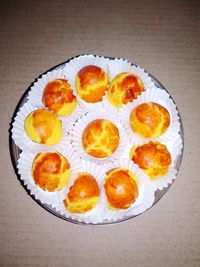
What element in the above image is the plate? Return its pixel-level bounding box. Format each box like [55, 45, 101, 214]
[9, 55, 184, 225]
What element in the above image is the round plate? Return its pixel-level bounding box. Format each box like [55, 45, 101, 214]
[9, 55, 184, 225]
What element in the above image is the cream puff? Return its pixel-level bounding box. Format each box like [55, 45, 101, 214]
[64, 173, 100, 213]
[42, 79, 77, 116]
[107, 72, 144, 108]
[32, 152, 70, 191]
[130, 102, 170, 138]
[82, 119, 119, 158]
[24, 109, 62, 145]
[75, 65, 109, 103]
[104, 168, 138, 209]
[130, 141, 172, 179]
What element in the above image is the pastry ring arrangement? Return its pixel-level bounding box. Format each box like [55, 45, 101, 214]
[10, 54, 183, 224]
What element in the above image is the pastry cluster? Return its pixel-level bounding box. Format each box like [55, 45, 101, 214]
[13, 55, 180, 223]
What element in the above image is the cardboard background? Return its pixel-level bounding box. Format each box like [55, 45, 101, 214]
[0, 1, 199, 266]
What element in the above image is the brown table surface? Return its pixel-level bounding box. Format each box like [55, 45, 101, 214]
[0, 1, 200, 266]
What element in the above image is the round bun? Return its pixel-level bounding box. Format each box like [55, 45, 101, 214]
[82, 119, 119, 158]
[130, 102, 170, 138]
[75, 65, 109, 103]
[107, 72, 144, 108]
[64, 173, 100, 213]
[42, 79, 77, 116]
[32, 152, 71, 191]
[104, 168, 138, 210]
[130, 141, 172, 179]
[24, 109, 62, 145]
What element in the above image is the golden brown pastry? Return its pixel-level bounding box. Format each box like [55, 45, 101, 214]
[42, 79, 77, 116]
[64, 173, 100, 213]
[75, 65, 109, 103]
[104, 168, 138, 209]
[107, 72, 144, 108]
[130, 102, 170, 138]
[24, 109, 62, 145]
[32, 152, 71, 191]
[82, 119, 119, 158]
[130, 141, 172, 179]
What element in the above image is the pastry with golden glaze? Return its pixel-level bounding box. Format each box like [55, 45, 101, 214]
[64, 173, 100, 213]
[24, 109, 62, 145]
[130, 102, 170, 138]
[32, 152, 71, 191]
[75, 65, 109, 103]
[130, 141, 172, 179]
[104, 168, 138, 209]
[107, 72, 144, 108]
[42, 79, 77, 116]
[82, 119, 119, 158]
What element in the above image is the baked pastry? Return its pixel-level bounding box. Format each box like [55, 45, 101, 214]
[24, 109, 62, 145]
[130, 141, 172, 179]
[82, 119, 119, 158]
[107, 72, 144, 108]
[42, 79, 77, 116]
[130, 102, 170, 138]
[32, 152, 71, 191]
[104, 168, 138, 209]
[75, 65, 109, 103]
[64, 173, 100, 213]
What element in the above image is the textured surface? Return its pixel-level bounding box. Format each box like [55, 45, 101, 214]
[0, 1, 200, 266]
